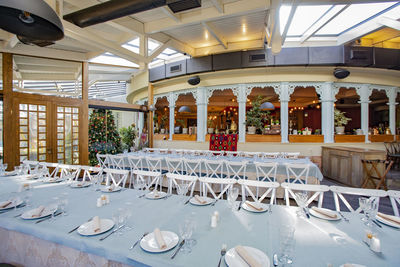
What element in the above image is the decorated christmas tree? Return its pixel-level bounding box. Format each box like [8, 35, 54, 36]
[88, 109, 122, 166]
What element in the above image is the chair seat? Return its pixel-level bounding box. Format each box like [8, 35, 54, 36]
[133, 170, 162, 177]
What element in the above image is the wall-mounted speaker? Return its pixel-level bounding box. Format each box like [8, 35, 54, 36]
[333, 68, 350, 79]
[188, 75, 200, 85]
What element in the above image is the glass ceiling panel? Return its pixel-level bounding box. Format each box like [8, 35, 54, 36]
[317, 2, 398, 35]
[286, 5, 332, 36]
[89, 53, 139, 68]
[279, 5, 291, 34]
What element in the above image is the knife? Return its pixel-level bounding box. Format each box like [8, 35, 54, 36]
[184, 197, 191, 205]
[171, 239, 185, 259]
[68, 217, 93, 233]
[99, 224, 125, 241]
[237, 201, 243, 211]
[372, 219, 382, 228]
[273, 253, 279, 266]
[35, 211, 63, 224]
[303, 208, 310, 219]
[1, 204, 26, 215]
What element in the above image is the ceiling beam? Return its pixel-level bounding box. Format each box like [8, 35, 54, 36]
[268, 0, 282, 55]
[281, 0, 299, 45]
[148, 40, 173, 62]
[144, 0, 270, 33]
[378, 16, 400, 31]
[161, 6, 180, 23]
[194, 39, 263, 57]
[300, 4, 350, 44]
[210, 0, 224, 13]
[149, 32, 195, 56]
[3, 35, 19, 49]
[202, 21, 227, 49]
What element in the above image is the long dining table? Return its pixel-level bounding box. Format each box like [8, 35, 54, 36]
[0, 175, 399, 267]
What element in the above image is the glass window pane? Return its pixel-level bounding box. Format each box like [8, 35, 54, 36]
[57, 133, 63, 139]
[39, 120, 45, 125]
[73, 121, 79, 126]
[39, 127, 46, 133]
[73, 133, 78, 139]
[20, 148, 28, 155]
[20, 126, 28, 133]
[57, 107, 64, 112]
[39, 141, 46, 147]
[39, 148, 46, 154]
[57, 120, 63, 126]
[65, 107, 71, 113]
[73, 152, 79, 158]
[19, 119, 27, 125]
[57, 113, 63, 119]
[57, 153, 64, 159]
[20, 133, 28, 140]
[29, 105, 37, 111]
[73, 108, 79, 114]
[73, 140, 79, 145]
[73, 127, 78, 133]
[73, 158, 79, 164]
[57, 127, 64, 132]
[73, 114, 78, 120]
[58, 160, 64, 164]
[20, 111, 27, 118]
[39, 105, 46, 111]
[19, 104, 28, 110]
[39, 112, 46, 119]
[20, 141, 28, 148]
[57, 140, 64, 146]
[39, 134, 46, 140]
[57, 147, 64, 152]
[39, 155, 46, 161]
[20, 156, 28, 162]
[73, 146, 79, 151]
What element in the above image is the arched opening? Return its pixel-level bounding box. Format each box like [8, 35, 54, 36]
[154, 96, 169, 135]
[207, 89, 237, 134]
[369, 89, 389, 134]
[175, 93, 197, 136]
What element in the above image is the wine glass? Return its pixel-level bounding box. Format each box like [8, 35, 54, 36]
[59, 192, 69, 216]
[179, 219, 194, 254]
[177, 183, 189, 200]
[227, 187, 239, 210]
[124, 202, 134, 231]
[294, 192, 308, 218]
[359, 197, 368, 222]
[365, 198, 378, 228]
[279, 225, 296, 265]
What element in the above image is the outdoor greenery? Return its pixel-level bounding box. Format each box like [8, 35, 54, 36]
[160, 114, 168, 129]
[246, 96, 270, 131]
[119, 124, 137, 151]
[334, 108, 352, 127]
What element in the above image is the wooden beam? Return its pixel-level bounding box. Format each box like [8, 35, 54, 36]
[88, 99, 142, 111]
[148, 40, 173, 62]
[210, 0, 224, 13]
[80, 62, 89, 165]
[149, 32, 195, 56]
[194, 39, 263, 56]
[2, 53, 14, 170]
[202, 21, 228, 49]
[161, 6, 180, 22]
[148, 83, 154, 148]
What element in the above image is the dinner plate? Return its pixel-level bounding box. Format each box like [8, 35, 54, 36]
[376, 214, 400, 229]
[339, 264, 366, 267]
[0, 198, 24, 211]
[43, 177, 63, 183]
[70, 181, 91, 188]
[4, 171, 18, 176]
[309, 207, 341, 221]
[225, 246, 270, 267]
[101, 186, 122, 193]
[16, 174, 38, 180]
[21, 204, 58, 220]
[145, 191, 167, 200]
[77, 218, 114, 236]
[189, 196, 213, 206]
[140, 231, 179, 253]
[242, 201, 269, 213]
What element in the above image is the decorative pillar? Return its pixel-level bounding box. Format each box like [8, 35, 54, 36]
[387, 87, 398, 136]
[279, 82, 289, 143]
[236, 84, 248, 143]
[357, 84, 372, 143]
[318, 82, 336, 143]
[196, 87, 207, 142]
[148, 83, 154, 148]
[168, 92, 177, 141]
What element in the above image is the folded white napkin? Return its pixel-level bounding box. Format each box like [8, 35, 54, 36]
[31, 205, 45, 218]
[152, 190, 160, 198]
[107, 184, 116, 191]
[194, 195, 206, 204]
[377, 212, 400, 226]
[91, 216, 101, 233]
[153, 228, 167, 249]
[311, 207, 338, 219]
[245, 201, 263, 211]
[235, 246, 262, 267]
[0, 200, 12, 208]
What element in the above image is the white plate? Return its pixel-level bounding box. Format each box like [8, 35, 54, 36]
[43, 177, 63, 183]
[77, 218, 115, 236]
[145, 191, 167, 200]
[190, 196, 213, 206]
[376, 214, 400, 229]
[225, 246, 270, 267]
[16, 174, 38, 180]
[101, 186, 122, 193]
[140, 231, 179, 253]
[0, 199, 24, 211]
[242, 201, 269, 213]
[70, 181, 91, 188]
[339, 264, 366, 267]
[309, 208, 341, 221]
[4, 171, 18, 176]
[21, 204, 58, 220]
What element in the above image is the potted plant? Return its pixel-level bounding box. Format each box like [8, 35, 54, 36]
[119, 124, 137, 152]
[160, 115, 168, 134]
[207, 119, 214, 134]
[334, 109, 351, 135]
[176, 119, 188, 134]
[246, 96, 268, 134]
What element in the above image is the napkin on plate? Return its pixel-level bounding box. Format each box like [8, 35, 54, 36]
[377, 212, 400, 226]
[311, 207, 338, 219]
[107, 184, 116, 192]
[152, 190, 160, 198]
[31, 205, 46, 218]
[194, 195, 206, 204]
[245, 201, 264, 211]
[0, 200, 12, 208]
[91, 216, 101, 233]
[153, 228, 167, 249]
[235, 246, 262, 267]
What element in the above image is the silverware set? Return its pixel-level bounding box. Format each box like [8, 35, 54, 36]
[99, 224, 125, 241]
[35, 211, 63, 224]
[68, 217, 93, 234]
[211, 199, 218, 206]
[171, 239, 185, 259]
[184, 197, 191, 205]
[129, 232, 149, 250]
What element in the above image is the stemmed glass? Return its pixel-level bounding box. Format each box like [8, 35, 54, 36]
[177, 183, 189, 201]
[59, 192, 69, 216]
[49, 197, 59, 222]
[294, 192, 308, 218]
[179, 218, 194, 254]
[227, 187, 239, 210]
[134, 179, 147, 197]
[124, 202, 134, 231]
[279, 225, 296, 265]
[359, 197, 368, 222]
[364, 198, 378, 228]
[22, 184, 33, 208]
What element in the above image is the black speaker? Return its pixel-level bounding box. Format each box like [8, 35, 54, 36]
[188, 75, 200, 85]
[334, 68, 350, 79]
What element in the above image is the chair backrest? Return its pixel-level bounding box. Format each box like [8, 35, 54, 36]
[166, 172, 198, 196]
[281, 183, 330, 207]
[158, 148, 169, 154]
[238, 179, 280, 204]
[329, 185, 388, 213]
[144, 148, 158, 153]
[146, 157, 163, 173]
[108, 155, 126, 170]
[39, 162, 60, 178]
[58, 164, 81, 180]
[285, 163, 310, 184]
[198, 177, 237, 200]
[80, 165, 103, 182]
[183, 158, 202, 177]
[203, 159, 225, 179]
[263, 152, 280, 159]
[241, 151, 260, 159]
[166, 157, 185, 175]
[388, 190, 400, 217]
[104, 168, 129, 187]
[384, 142, 395, 155]
[281, 152, 300, 159]
[127, 155, 145, 171]
[22, 160, 40, 174]
[96, 154, 110, 168]
[255, 162, 278, 182]
[224, 160, 248, 180]
[204, 150, 224, 157]
[225, 151, 241, 158]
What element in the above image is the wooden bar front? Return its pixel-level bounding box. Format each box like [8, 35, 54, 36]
[334, 135, 365, 143]
[289, 135, 324, 143]
[322, 146, 386, 187]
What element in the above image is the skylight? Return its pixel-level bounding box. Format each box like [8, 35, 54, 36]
[89, 53, 139, 68]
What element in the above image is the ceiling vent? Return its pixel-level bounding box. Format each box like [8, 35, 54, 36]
[167, 0, 201, 13]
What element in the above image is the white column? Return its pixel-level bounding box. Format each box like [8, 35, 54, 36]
[279, 82, 289, 143]
[319, 82, 335, 143]
[237, 84, 247, 143]
[196, 87, 207, 142]
[357, 84, 372, 143]
[138, 112, 144, 136]
[168, 92, 176, 141]
[387, 87, 398, 136]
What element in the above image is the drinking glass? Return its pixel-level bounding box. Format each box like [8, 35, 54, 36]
[118, 208, 127, 235]
[294, 192, 308, 218]
[177, 183, 189, 199]
[22, 185, 33, 208]
[60, 192, 69, 216]
[49, 197, 59, 222]
[124, 202, 134, 231]
[365, 198, 378, 228]
[359, 197, 368, 222]
[279, 225, 296, 265]
[134, 179, 146, 192]
[179, 219, 194, 254]
[227, 187, 239, 210]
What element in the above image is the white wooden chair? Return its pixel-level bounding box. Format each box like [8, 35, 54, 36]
[281, 183, 330, 207]
[238, 179, 279, 205]
[127, 155, 146, 188]
[39, 162, 60, 179]
[58, 164, 81, 181]
[166, 157, 185, 176]
[103, 168, 129, 188]
[225, 151, 241, 158]
[199, 177, 237, 200]
[158, 148, 169, 154]
[143, 148, 158, 153]
[108, 155, 127, 170]
[281, 152, 300, 159]
[284, 163, 310, 184]
[225, 160, 248, 180]
[255, 162, 278, 182]
[388, 190, 400, 217]
[263, 152, 280, 159]
[203, 159, 225, 179]
[241, 151, 260, 159]
[131, 157, 164, 191]
[21, 160, 40, 174]
[205, 150, 224, 157]
[96, 154, 110, 169]
[80, 166, 103, 182]
[329, 186, 388, 213]
[166, 172, 198, 197]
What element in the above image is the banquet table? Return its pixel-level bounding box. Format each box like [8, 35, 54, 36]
[1, 176, 400, 267]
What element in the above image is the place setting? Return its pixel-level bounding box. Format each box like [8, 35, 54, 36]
[0, 197, 24, 213]
[188, 195, 214, 206]
[241, 201, 270, 213]
[145, 189, 168, 200]
[101, 184, 122, 193]
[223, 245, 270, 267]
[19, 203, 59, 221]
[70, 180, 91, 188]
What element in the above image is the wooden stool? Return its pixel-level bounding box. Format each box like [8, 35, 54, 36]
[361, 159, 393, 190]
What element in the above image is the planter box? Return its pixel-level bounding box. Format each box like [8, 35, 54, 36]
[246, 135, 281, 142]
[369, 135, 395, 142]
[173, 134, 197, 141]
[334, 135, 365, 143]
[289, 135, 324, 143]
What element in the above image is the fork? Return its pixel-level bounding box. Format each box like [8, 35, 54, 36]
[338, 211, 349, 222]
[211, 199, 218, 206]
[129, 232, 149, 250]
[218, 244, 227, 267]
